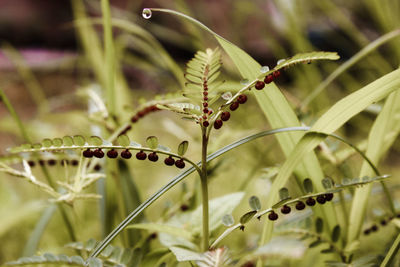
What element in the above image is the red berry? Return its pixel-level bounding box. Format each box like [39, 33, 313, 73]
[255, 81, 265, 90]
[121, 149, 132, 159]
[203, 108, 209, 113]
[268, 211, 278, 221]
[273, 70, 281, 78]
[180, 204, 189, 211]
[203, 121, 209, 127]
[71, 160, 79, 166]
[237, 94, 247, 104]
[204, 97, 208, 101]
[203, 102, 208, 107]
[229, 102, 239, 111]
[214, 119, 223, 129]
[371, 225, 378, 232]
[164, 156, 175, 166]
[39, 160, 45, 166]
[281, 205, 291, 214]
[203, 91, 208, 96]
[264, 74, 274, 84]
[306, 197, 316, 206]
[131, 116, 139, 123]
[93, 149, 105, 158]
[107, 149, 118, 158]
[94, 164, 102, 171]
[364, 229, 371, 235]
[138, 110, 146, 118]
[28, 161, 35, 167]
[221, 111, 231, 121]
[83, 149, 93, 158]
[316, 195, 326, 204]
[325, 193, 334, 201]
[136, 151, 147, 160]
[175, 159, 185, 169]
[148, 152, 159, 162]
[48, 159, 56, 166]
[295, 201, 306, 210]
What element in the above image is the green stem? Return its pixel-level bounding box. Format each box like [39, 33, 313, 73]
[380, 232, 400, 267]
[201, 127, 209, 251]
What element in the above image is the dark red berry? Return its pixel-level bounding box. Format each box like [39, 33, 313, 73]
[131, 116, 139, 123]
[48, 159, 56, 166]
[136, 151, 147, 160]
[28, 161, 35, 167]
[203, 121, 209, 127]
[364, 229, 371, 235]
[214, 119, 223, 129]
[83, 149, 93, 158]
[241, 261, 255, 267]
[255, 81, 265, 90]
[281, 205, 291, 214]
[148, 152, 159, 162]
[273, 70, 281, 78]
[264, 74, 274, 84]
[316, 195, 326, 204]
[203, 97, 208, 101]
[221, 111, 231, 121]
[371, 225, 378, 232]
[180, 204, 189, 211]
[121, 149, 132, 159]
[202, 115, 207, 120]
[380, 219, 387, 226]
[150, 233, 158, 239]
[268, 211, 278, 221]
[164, 156, 175, 166]
[237, 94, 247, 104]
[295, 201, 306, 210]
[325, 193, 334, 201]
[39, 160, 45, 166]
[71, 160, 79, 166]
[229, 102, 239, 111]
[306, 197, 316, 206]
[203, 102, 208, 107]
[94, 164, 102, 171]
[107, 149, 118, 158]
[203, 91, 208, 96]
[203, 108, 209, 113]
[138, 110, 146, 117]
[175, 159, 185, 169]
[93, 149, 105, 158]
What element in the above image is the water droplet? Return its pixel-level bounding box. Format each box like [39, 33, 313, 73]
[277, 59, 285, 65]
[260, 66, 270, 73]
[221, 92, 232, 100]
[142, 8, 152, 19]
[240, 79, 249, 85]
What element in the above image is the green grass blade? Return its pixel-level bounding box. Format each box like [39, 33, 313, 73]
[347, 89, 400, 249]
[380, 232, 400, 267]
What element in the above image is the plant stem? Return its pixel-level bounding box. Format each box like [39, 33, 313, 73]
[201, 127, 209, 251]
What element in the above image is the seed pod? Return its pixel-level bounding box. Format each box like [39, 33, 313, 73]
[203, 97, 208, 101]
[295, 201, 306, 210]
[71, 160, 79, 166]
[203, 91, 208, 96]
[324, 193, 334, 201]
[48, 159, 56, 166]
[221, 111, 231, 121]
[306, 197, 316, 206]
[214, 119, 223, 129]
[83, 149, 93, 158]
[363, 229, 371, 235]
[94, 164, 102, 171]
[281, 205, 291, 214]
[28, 161, 35, 167]
[229, 102, 239, 111]
[121, 149, 132, 159]
[371, 225, 378, 232]
[239, 225, 245, 231]
[93, 149, 105, 158]
[380, 219, 387, 226]
[148, 152, 159, 162]
[203, 121, 209, 127]
[273, 70, 281, 78]
[268, 211, 278, 221]
[237, 94, 247, 104]
[203, 108, 209, 113]
[138, 110, 146, 117]
[255, 81, 265, 90]
[203, 102, 208, 107]
[264, 74, 274, 84]
[39, 160, 45, 166]
[107, 149, 118, 159]
[164, 156, 175, 166]
[175, 159, 185, 169]
[136, 151, 147, 160]
[316, 195, 326, 204]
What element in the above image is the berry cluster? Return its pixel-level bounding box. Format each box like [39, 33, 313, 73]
[254, 70, 281, 91]
[202, 77, 213, 127]
[267, 193, 334, 221]
[363, 214, 400, 235]
[212, 94, 247, 130]
[28, 159, 79, 167]
[130, 105, 160, 124]
[82, 148, 186, 169]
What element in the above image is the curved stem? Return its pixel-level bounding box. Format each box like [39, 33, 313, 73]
[201, 127, 209, 251]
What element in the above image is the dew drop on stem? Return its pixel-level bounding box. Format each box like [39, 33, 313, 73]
[142, 8, 152, 19]
[260, 66, 270, 73]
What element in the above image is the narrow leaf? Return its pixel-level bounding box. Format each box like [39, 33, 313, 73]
[177, 141, 189, 156]
[117, 135, 130, 147]
[240, 210, 257, 224]
[303, 178, 314, 193]
[146, 136, 158, 149]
